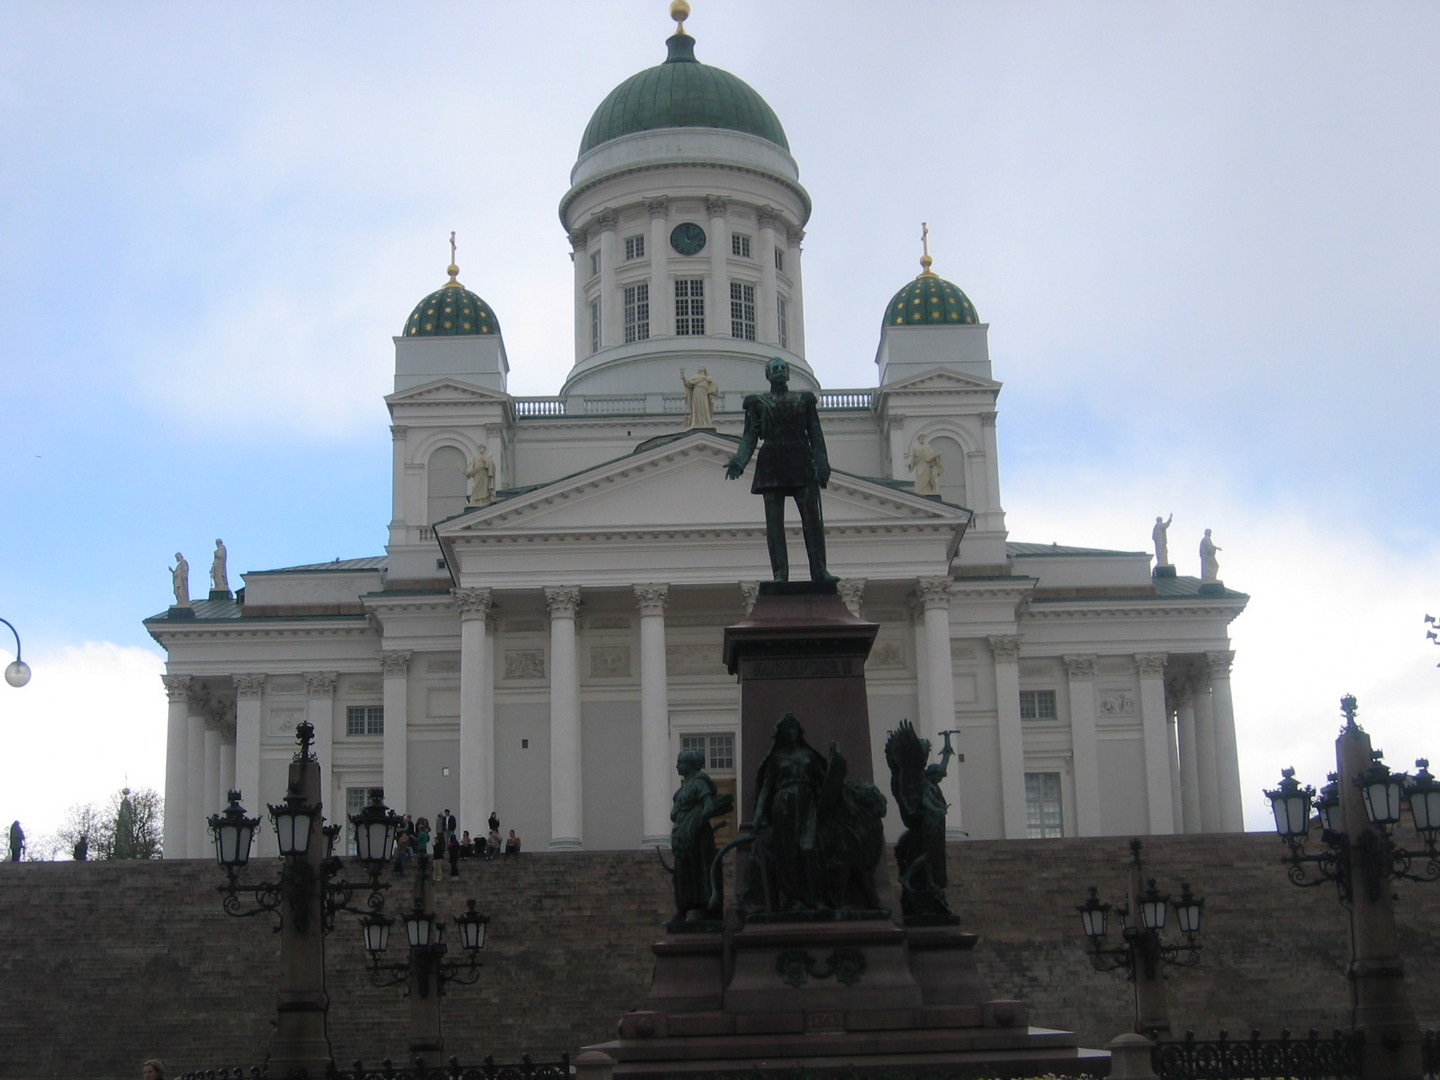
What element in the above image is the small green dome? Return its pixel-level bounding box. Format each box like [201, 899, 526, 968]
[579, 33, 789, 156]
[884, 273, 979, 328]
[404, 274, 500, 338]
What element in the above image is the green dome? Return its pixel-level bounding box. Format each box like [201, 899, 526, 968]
[579, 33, 789, 156]
[884, 272, 979, 328]
[404, 276, 500, 338]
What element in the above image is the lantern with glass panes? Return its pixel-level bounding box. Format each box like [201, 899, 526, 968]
[361, 896, 490, 997]
[1265, 696, 1440, 905]
[1076, 839, 1204, 983]
[206, 721, 398, 932]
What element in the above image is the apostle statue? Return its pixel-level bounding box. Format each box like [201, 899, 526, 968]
[724, 357, 836, 583]
[681, 366, 719, 429]
[464, 444, 497, 507]
[210, 539, 229, 594]
[907, 433, 942, 496]
[1200, 528, 1222, 582]
[668, 749, 733, 924]
[170, 552, 191, 608]
[1152, 514, 1173, 567]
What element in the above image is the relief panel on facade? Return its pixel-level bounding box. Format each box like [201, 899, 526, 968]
[667, 643, 728, 677]
[866, 639, 905, 670]
[266, 676, 305, 695]
[589, 645, 632, 678]
[589, 616, 631, 630]
[266, 707, 304, 737]
[502, 619, 546, 633]
[1096, 688, 1138, 725]
[951, 643, 977, 663]
[349, 681, 382, 695]
[427, 659, 460, 673]
[504, 649, 546, 680]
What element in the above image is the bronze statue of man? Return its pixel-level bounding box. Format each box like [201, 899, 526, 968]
[724, 356, 836, 582]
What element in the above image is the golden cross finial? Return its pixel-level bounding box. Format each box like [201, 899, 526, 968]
[446, 231, 461, 287]
[918, 221, 936, 278]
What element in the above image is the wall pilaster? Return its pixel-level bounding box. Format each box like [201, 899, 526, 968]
[545, 586, 583, 850]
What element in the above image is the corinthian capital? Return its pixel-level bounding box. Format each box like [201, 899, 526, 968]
[1064, 655, 1097, 679]
[1205, 650, 1235, 679]
[646, 197, 669, 219]
[705, 195, 728, 217]
[454, 587, 493, 620]
[988, 635, 1022, 662]
[305, 671, 338, 698]
[232, 674, 265, 699]
[634, 584, 669, 617]
[544, 586, 582, 620]
[1135, 653, 1168, 678]
[381, 650, 412, 677]
[915, 577, 952, 610]
[162, 673, 193, 703]
[786, 226, 806, 247]
[757, 205, 780, 230]
[567, 227, 588, 251]
[595, 208, 618, 231]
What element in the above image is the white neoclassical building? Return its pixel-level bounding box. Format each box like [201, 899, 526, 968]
[148, 12, 1247, 859]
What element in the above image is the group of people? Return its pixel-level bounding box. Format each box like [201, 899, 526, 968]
[388, 808, 520, 880]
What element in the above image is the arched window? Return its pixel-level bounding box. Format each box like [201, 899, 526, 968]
[930, 435, 967, 507]
[427, 446, 467, 524]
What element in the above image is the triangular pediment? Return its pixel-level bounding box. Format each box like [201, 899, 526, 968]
[879, 367, 1001, 393]
[437, 431, 969, 538]
[385, 378, 512, 407]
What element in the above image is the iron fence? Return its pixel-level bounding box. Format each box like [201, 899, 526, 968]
[1154, 1029, 1361, 1080]
[181, 1053, 571, 1080]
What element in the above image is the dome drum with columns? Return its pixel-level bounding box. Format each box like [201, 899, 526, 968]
[148, 6, 1248, 860]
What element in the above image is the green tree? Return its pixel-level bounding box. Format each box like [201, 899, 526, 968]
[48, 786, 164, 860]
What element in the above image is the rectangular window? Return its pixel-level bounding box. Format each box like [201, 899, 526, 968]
[623, 283, 650, 343]
[1025, 772, 1064, 838]
[589, 250, 601, 277]
[675, 278, 705, 336]
[624, 234, 645, 260]
[730, 281, 756, 340]
[346, 705, 384, 736]
[774, 248, 785, 272]
[1019, 689, 1058, 720]
[590, 299, 602, 353]
[777, 296, 789, 350]
[345, 786, 385, 856]
[681, 733, 735, 772]
[731, 233, 751, 258]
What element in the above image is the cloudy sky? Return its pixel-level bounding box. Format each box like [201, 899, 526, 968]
[2, 2, 1436, 847]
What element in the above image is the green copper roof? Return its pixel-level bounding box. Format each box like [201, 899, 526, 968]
[579, 33, 789, 155]
[884, 273, 979, 328]
[404, 282, 500, 337]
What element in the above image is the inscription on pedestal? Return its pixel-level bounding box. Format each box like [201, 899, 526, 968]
[749, 657, 856, 679]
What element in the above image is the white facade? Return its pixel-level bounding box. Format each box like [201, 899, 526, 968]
[148, 24, 1246, 858]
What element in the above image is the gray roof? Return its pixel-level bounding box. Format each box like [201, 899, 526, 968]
[249, 556, 386, 574]
[1007, 541, 1145, 557]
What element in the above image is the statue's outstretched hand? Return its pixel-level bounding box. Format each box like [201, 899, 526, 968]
[725, 459, 744, 480]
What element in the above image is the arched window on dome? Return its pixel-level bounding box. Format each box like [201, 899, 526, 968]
[930, 435, 968, 508]
[427, 446, 467, 524]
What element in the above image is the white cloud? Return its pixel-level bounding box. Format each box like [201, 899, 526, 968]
[0, 642, 167, 849]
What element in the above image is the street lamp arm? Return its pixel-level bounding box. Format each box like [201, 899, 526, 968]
[0, 617, 31, 688]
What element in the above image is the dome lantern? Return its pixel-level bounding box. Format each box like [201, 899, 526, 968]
[403, 232, 500, 338]
[883, 223, 979, 327]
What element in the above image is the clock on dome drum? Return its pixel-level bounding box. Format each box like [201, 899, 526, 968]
[670, 222, 707, 255]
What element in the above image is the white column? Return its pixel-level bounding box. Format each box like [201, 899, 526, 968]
[381, 651, 412, 817]
[1172, 675, 1202, 834]
[546, 586, 583, 849]
[1207, 651, 1244, 832]
[1136, 653, 1175, 834]
[202, 723, 222, 837]
[162, 674, 192, 859]
[233, 674, 264, 849]
[1192, 671, 1222, 832]
[1165, 695, 1183, 833]
[917, 578, 962, 836]
[456, 588, 494, 842]
[647, 198, 671, 339]
[570, 226, 589, 360]
[220, 736, 236, 799]
[979, 411, 1004, 532]
[785, 226, 806, 359]
[597, 209, 619, 349]
[636, 584, 671, 847]
[910, 597, 930, 726]
[989, 635, 1027, 838]
[707, 196, 729, 335]
[388, 424, 406, 542]
[1064, 656, 1103, 836]
[186, 709, 207, 858]
[757, 206, 779, 344]
[304, 672, 338, 820]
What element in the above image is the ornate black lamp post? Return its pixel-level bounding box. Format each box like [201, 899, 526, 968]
[206, 722, 398, 1077]
[360, 855, 490, 1068]
[1264, 695, 1438, 1080]
[1076, 838, 1204, 1037]
[1, 617, 31, 687]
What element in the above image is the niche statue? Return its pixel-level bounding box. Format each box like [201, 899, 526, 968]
[740, 712, 887, 919]
[667, 749, 734, 926]
[885, 720, 959, 919]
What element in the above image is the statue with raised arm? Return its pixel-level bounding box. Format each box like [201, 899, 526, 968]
[170, 553, 191, 608]
[668, 749, 734, 924]
[210, 539, 229, 594]
[681, 366, 719, 430]
[885, 720, 958, 918]
[464, 444, 496, 507]
[1152, 514, 1173, 567]
[724, 357, 836, 583]
[907, 433, 942, 496]
[1199, 528, 1222, 582]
